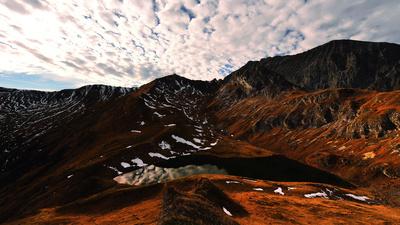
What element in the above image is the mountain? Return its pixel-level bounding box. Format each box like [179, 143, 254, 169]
[2, 40, 400, 224]
[0, 85, 134, 174]
[257, 40, 400, 91]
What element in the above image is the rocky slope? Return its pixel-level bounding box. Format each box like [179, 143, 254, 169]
[212, 87, 400, 193]
[2, 40, 400, 224]
[253, 40, 400, 91]
[0, 85, 134, 174]
[0, 75, 250, 222]
[211, 40, 400, 204]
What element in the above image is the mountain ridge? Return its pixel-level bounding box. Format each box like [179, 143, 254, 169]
[255, 39, 400, 91]
[2, 39, 400, 224]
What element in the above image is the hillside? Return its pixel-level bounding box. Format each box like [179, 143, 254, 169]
[2, 40, 400, 224]
[256, 40, 400, 91]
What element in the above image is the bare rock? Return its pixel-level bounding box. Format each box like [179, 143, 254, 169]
[158, 178, 247, 225]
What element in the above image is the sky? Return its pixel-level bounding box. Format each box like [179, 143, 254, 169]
[1, 0, 400, 91]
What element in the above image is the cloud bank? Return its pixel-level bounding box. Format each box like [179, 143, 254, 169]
[0, 0, 399, 89]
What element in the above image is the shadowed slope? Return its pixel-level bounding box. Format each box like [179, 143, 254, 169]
[258, 40, 400, 91]
[158, 178, 246, 225]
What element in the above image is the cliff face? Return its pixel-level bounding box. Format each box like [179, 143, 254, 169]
[222, 61, 303, 99]
[259, 40, 400, 92]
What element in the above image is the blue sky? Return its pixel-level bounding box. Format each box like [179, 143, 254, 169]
[1, 0, 400, 91]
[0, 72, 75, 91]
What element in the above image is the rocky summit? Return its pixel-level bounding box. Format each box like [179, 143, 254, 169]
[1, 40, 400, 224]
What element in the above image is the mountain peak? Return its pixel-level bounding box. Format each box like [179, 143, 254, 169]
[260, 39, 400, 92]
[155, 73, 189, 82]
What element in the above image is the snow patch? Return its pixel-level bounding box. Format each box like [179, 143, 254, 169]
[130, 130, 141, 133]
[67, 174, 73, 179]
[274, 187, 285, 195]
[223, 207, 233, 217]
[193, 138, 203, 144]
[326, 188, 333, 195]
[159, 141, 171, 150]
[126, 145, 132, 149]
[288, 187, 296, 190]
[243, 178, 258, 182]
[345, 194, 370, 201]
[131, 158, 147, 167]
[171, 135, 214, 151]
[210, 140, 219, 146]
[304, 191, 329, 199]
[253, 188, 263, 191]
[143, 99, 156, 109]
[121, 162, 131, 168]
[172, 135, 201, 149]
[107, 166, 122, 175]
[226, 180, 241, 184]
[154, 112, 165, 118]
[164, 124, 176, 127]
[149, 152, 175, 160]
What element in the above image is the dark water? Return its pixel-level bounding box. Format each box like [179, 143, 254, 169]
[114, 155, 355, 189]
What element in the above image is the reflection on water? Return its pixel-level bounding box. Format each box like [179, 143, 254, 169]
[114, 164, 228, 185]
[114, 155, 355, 189]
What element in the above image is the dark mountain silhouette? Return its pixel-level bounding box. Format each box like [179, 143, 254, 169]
[2, 40, 400, 224]
[256, 40, 400, 91]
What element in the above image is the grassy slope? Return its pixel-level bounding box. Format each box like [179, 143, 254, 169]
[5, 174, 400, 224]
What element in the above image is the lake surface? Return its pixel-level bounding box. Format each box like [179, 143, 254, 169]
[114, 154, 355, 189]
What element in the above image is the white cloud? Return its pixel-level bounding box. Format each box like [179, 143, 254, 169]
[0, 0, 399, 89]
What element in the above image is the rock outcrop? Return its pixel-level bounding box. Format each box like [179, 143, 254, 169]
[257, 40, 400, 91]
[158, 178, 246, 225]
[222, 61, 303, 100]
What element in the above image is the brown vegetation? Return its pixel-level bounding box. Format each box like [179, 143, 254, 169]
[4, 175, 400, 224]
